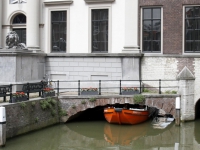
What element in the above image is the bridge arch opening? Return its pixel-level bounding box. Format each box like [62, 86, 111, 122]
[195, 99, 200, 119]
[67, 106, 105, 122]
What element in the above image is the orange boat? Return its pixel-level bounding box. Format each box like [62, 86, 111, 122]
[104, 104, 149, 125]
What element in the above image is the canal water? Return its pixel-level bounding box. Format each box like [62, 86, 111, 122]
[1, 119, 200, 150]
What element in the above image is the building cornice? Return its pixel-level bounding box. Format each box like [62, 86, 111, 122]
[44, 0, 73, 5]
[46, 53, 143, 57]
[84, 0, 115, 3]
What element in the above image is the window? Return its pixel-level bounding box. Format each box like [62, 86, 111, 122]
[13, 14, 26, 24]
[142, 8, 161, 52]
[13, 29, 26, 44]
[185, 6, 200, 52]
[12, 14, 26, 44]
[51, 11, 67, 52]
[92, 9, 108, 53]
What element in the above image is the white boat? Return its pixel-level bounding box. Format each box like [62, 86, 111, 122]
[152, 116, 174, 129]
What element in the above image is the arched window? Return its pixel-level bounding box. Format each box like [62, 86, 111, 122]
[12, 14, 26, 24]
[12, 14, 26, 44]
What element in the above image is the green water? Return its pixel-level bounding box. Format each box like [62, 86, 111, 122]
[1, 119, 200, 150]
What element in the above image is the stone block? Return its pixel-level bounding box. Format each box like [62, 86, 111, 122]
[73, 67, 84, 71]
[58, 62, 70, 66]
[99, 63, 112, 67]
[94, 67, 105, 72]
[112, 63, 121, 68]
[70, 62, 79, 66]
[88, 63, 99, 67]
[84, 67, 93, 71]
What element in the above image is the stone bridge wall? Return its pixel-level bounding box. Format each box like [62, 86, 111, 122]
[59, 95, 178, 122]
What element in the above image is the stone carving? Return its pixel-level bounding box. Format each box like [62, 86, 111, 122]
[6, 31, 27, 49]
[10, 0, 27, 4]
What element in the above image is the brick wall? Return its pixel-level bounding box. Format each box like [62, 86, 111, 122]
[139, 0, 200, 54]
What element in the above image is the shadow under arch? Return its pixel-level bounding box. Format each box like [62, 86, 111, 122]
[195, 99, 200, 119]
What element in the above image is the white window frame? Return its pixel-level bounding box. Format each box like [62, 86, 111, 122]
[140, 7, 163, 54]
[183, 5, 200, 55]
[88, 5, 112, 53]
[46, 7, 70, 53]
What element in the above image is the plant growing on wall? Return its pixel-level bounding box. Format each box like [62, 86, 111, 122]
[81, 100, 86, 104]
[72, 105, 76, 109]
[58, 107, 68, 117]
[20, 102, 26, 109]
[89, 97, 96, 102]
[31, 101, 36, 107]
[35, 117, 39, 123]
[51, 109, 56, 117]
[133, 94, 145, 104]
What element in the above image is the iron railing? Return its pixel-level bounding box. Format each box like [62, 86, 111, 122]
[0, 79, 178, 102]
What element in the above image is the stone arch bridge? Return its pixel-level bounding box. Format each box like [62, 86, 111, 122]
[59, 95, 178, 122]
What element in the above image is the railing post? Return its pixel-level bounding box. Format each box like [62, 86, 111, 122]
[139, 79, 142, 94]
[10, 84, 12, 103]
[27, 82, 30, 100]
[57, 80, 59, 96]
[119, 80, 121, 95]
[159, 79, 161, 94]
[78, 80, 80, 95]
[99, 80, 101, 95]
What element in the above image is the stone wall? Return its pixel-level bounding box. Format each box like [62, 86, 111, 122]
[45, 54, 141, 93]
[59, 95, 177, 122]
[3, 98, 59, 139]
[0, 51, 46, 84]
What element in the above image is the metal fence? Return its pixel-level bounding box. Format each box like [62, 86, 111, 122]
[50, 79, 178, 96]
[0, 79, 179, 102]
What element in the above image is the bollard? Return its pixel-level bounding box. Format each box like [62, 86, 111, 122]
[0, 107, 6, 146]
[175, 97, 180, 126]
[174, 143, 179, 150]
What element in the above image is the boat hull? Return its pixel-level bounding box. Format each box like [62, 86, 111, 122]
[104, 108, 149, 125]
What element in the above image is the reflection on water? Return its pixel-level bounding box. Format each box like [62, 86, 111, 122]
[1, 120, 200, 149]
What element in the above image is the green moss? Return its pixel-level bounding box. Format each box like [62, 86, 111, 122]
[143, 88, 150, 92]
[35, 117, 39, 123]
[20, 102, 26, 109]
[72, 105, 76, 109]
[31, 102, 36, 107]
[165, 90, 177, 94]
[81, 100, 86, 104]
[51, 109, 56, 117]
[89, 98, 96, 102]
[58, 108, 68, 117]
[133, 94, 145, 104]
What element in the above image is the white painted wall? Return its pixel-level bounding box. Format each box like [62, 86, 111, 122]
[2, 0, 27, 48]
[0, 0, 2, 47]
[43, 0, 125, 53]
[1, 0, 139, 53]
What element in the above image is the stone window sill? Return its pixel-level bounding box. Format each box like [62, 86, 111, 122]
[84, 0, 115, 3]
[44, 0, 73, 5]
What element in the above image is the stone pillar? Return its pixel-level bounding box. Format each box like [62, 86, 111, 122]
[26, 0, 40, 50]
[122, 0, 140, 53]
[0, 0, 2, 48]
[177, 66, 195, 121]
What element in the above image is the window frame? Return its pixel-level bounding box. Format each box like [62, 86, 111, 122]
[11, 13, 27, 44]
[140, 7, 163, 53]
[88, 5, 112, 53]
[51, 11, 67, 53]
[184, 5, 200, 54]
[48, 8, 69, 53]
